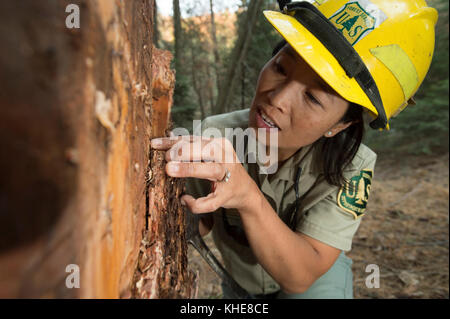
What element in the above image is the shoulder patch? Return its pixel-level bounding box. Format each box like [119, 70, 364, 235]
[337, 169, 373, 219]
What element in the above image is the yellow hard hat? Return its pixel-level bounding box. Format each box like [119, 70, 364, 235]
[264, 0, 438, 129]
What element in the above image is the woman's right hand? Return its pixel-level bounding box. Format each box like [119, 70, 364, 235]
[150, 135, 261, 214]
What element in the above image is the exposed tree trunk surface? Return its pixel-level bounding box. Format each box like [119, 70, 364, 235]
[132, 48, 196, 299]
[0, 0, 193, 298]
[214, 0, 264, 114]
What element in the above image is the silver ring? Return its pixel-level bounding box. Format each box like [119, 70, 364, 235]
[220, 168, 231, 183]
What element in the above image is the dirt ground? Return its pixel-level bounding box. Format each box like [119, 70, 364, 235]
[187, 152, 449, 299]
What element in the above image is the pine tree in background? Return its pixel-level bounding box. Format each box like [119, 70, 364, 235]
[226, 0, 279, 111]
[214, 0, 265, 114]
[170, 0, 197, 130]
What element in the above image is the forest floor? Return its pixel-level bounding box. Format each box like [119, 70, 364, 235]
[188, 152, 449, 299]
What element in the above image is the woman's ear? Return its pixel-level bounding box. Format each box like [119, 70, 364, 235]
[324, 121, 354, 138]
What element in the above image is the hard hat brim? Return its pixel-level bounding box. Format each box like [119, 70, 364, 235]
[263, 10, 379, 118]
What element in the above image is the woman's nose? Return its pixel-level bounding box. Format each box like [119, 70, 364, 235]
[267, 81, 296, 114]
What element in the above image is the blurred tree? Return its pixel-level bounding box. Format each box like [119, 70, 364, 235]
[187, 20, 209, 119]
[209, 0, 222, 104]
[186, 6, 219, 119]
[171, 74, 198, 130]
[153, 0, 160, 46]
[214, 0, 264, 114]
[171, 0, 197, 129]
[173, 0, 182, 73]
[227, 0, 279, 111]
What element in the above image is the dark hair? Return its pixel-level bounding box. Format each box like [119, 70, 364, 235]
[320, 103, 364, 187]
[272, 40, 365, 188]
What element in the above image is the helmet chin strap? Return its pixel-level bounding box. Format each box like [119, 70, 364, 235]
[277, 0, 292, 11]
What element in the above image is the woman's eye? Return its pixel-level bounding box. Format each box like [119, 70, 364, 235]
[306, 92, 322, 106]
[274, 62, 287, 76]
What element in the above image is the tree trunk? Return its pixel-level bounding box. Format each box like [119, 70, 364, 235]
[206, 63, 215, 116]
[173, 0, 183, 76]
[190, 47, 206, 120]
[153, 0, 160, 47]
[214, 0, 264, 114]
[0, 0, 194, 299]
[209, 0, 222, 107]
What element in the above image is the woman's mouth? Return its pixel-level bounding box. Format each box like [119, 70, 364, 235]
[256, 108, 280, 130]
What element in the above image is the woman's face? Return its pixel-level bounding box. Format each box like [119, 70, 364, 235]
[249, 44, 352, 162]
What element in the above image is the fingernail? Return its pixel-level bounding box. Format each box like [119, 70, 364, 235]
[151, 138, 162, 147]
[167, 162, 179, 174]
[180, 198, 186, 206]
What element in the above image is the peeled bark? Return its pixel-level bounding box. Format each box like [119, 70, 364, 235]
[0, 0, 193, 299]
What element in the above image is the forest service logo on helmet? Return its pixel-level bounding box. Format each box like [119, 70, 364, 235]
[329, 0, 387, 45]
[337, 169, 373, 219]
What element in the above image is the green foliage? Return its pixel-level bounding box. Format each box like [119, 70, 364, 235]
[364, 0, 449, 156]
[171, 71, 198, 132]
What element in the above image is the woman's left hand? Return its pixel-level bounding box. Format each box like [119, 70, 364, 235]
[151, 135, 260, 214]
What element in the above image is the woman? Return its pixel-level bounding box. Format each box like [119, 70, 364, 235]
[151, 0, 437, 298]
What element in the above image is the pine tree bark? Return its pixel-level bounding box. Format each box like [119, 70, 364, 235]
[0, 0, 194, 298]
[214, 0, 264, 114]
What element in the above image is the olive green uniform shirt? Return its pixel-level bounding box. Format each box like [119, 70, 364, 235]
[185, 108, 377, 295]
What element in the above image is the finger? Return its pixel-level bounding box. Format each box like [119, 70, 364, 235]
[181, 193, 223, 214]
[166, 137, 234, 164]
[151, 135, 204, 150]
[200, 138, 229, 162]
[166, 161, 226, 181]
[165, 138, 218, 163]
